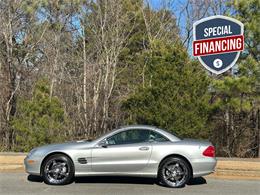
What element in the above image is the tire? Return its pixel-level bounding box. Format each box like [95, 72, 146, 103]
[41, 154, 74, 185]
[158, 157, 191, 188]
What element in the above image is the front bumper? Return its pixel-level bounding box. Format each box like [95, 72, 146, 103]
[24, 156, 42, 176]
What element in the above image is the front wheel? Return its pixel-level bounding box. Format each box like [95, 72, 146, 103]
[158, 157, 191, 188]
[42, 154, 74, 185]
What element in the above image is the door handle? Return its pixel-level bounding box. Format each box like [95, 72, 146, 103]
[139, 146, 149, 151]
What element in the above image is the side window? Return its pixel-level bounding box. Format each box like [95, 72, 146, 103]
[149, 130, 169, 142]
[106, 129, 150, 145]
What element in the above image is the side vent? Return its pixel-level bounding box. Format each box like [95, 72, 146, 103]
[78, 157, 88, 164]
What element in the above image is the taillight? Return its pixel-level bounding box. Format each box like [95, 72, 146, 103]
[203, 146, 215, 157]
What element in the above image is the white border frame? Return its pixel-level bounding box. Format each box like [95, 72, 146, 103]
[193, 15, 244, 75]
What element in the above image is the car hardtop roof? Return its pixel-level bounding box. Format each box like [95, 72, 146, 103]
[116, 125, 181, 141]
[118, 124, 159, 130]
[95, 125, 180, 143]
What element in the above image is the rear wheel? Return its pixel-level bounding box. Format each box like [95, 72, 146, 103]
[158, 157, 191, 188]
[42, 154, 74, 185]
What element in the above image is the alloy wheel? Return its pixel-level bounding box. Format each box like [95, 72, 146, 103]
[162, 160, 188, 187]
[44, 157, 70, 184]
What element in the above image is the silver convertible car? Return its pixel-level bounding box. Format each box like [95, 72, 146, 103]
[24, 125, 216, 188]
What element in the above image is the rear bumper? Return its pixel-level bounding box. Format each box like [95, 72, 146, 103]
[192, 157, 217, 178]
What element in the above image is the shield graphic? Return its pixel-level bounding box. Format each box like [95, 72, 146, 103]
[193, 15, 244, 74]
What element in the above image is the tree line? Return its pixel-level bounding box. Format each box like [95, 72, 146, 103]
[0, 0, 259, 157]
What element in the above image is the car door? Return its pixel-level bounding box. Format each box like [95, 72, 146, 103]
[91, 129, 152, 173]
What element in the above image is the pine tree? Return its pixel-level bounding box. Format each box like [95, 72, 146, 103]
[12, 79, 67, 152]
[123, 40, 211, 138]
[209, 0, 260, 157]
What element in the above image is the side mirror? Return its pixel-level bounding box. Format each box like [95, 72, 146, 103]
[98, 139, 108, 148]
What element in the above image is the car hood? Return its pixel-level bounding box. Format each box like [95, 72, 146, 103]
[34, 140, 94, 154]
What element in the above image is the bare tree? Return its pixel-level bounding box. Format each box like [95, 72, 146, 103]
[0, 0, 46, 149]
[70, 0, 138, 137]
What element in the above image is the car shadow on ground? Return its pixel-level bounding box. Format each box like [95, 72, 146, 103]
[75, 176, 207, 187]
[27, 175, 43, 182]
[27, 175, 207, 186]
